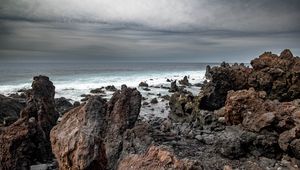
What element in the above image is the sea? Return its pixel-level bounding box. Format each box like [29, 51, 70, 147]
[0, 61, 214, 103]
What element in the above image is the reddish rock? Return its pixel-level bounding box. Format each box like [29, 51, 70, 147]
[200, 49, 300, 110]
[50, 96, 108, 170]
[0, 75, 58, 169]
[105, 85, 142, 169]
[224, 88, 300, 132]
[50, 85, 142, 170]
[117, 146, 196, 170]
[0, 94, 24, 126]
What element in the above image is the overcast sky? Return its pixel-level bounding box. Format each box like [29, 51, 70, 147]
[0, 0, 300, 62]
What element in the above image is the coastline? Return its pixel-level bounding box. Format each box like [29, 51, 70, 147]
[0, 49, 300, 169]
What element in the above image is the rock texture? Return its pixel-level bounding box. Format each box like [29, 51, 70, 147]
[223, 88, 300, 159]
[117, 146, 196, 170]
[50, 85, 142, 170]
[0, 94, 24, 126]
[0, 75, 58, 169]
[179, 76, 190, 86]
[50, 96, 108, 170]
[55, 97, 73, 115]
[200, 49, 300, 110]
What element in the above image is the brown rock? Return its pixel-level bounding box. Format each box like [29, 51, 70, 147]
[200, 49, 300, 110]
[50, 85, 142, 170]
[0, 94, 24, 126]
[50, 96, 108, 170]
[105, 85, 142, 169]
[117, 146, 196, 170]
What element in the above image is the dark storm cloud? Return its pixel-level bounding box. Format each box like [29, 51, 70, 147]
[0, 0, 299, 62]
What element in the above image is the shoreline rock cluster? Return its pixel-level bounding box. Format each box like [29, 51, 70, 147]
[0, 49, 299, 170]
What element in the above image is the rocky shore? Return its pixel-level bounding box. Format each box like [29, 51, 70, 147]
[0, 49, 300, 170]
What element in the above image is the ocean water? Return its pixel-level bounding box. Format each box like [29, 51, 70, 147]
[0, 61, 213, 102]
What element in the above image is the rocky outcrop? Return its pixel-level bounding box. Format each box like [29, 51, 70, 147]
[50, 85, 142, 170]
[169, 81, 179, 92]
[117, 146, 196, 170]
[50, 96, 108, 170]
[169, 92, 203, 125]
[0, 94, 24, 126]
[199, 62, 251, 110]
[223, 88, 300, 159]
[179, 76, 190, 86]
[200, 49, 300, 110]
[0, 75, 58, 169]
[55, 97, 73, 115]
[105, 85, 142, 169]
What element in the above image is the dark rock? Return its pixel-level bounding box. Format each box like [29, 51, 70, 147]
[139, 82, 149, 87]
[150, 98, 158, 104]
[51, 86, 142, 170]
[179, 76, 190, 86]
[199, 49, 300, 110]
[0, 94, 24, 126]
[169, 81, 179, 92]
[143, 102, 149, 106]
[193, 83, 203, 87]
[73, 101, 80, 107]
[55, 97, 73, 115]
[90, 87, 105, 94]
[51, 96, 108, 170]
[161, 95, 170, 100]
[142, 88, 151, 91]
[166, 79, 172, 82]
[105, 85, 118, 92]
[0, 75, 58, 169]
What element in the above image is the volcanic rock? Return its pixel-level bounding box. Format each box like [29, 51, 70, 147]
[0, 75, 58, 169]
[199, 49, 300, 110]
[50, 86, 142, 170]
[179, 76, 190, 86]
[105, 85, 118, 92]
[50, 96, 108, 170]
[139, 82, 149, 87]
[55, 97, 73, 115]
[169, 81, 179, 92]
[0, 94, 24, 126]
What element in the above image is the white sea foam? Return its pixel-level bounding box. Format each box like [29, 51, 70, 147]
[0, 70, 205, 102]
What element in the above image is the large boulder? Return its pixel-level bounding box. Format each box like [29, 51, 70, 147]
[0, 118, 48, 170]
[200, 49, 300, 110]
[223, 88, 300, 158]
[50, 85, 142, 170]
[105, 85, 142, 169]
[50, 96, 108, 170]
[0, 75, 58, 169]
[0, 94, 25, 126]
[199, 62, 251, 110]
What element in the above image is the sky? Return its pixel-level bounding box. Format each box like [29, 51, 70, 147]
[0, 0, 300, 62]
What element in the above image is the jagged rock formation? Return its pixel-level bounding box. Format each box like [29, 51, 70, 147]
[199, 49, 300, 110]
[50, 96, 108, 170]
[179, 76, 190, 86]
[224, 88, 300, 159]
[117, 146, 197, 170]
[55, 97, 73, 115]
[50, 85, 142, 170]
[0, 94, 24, 126]
[0, 75, 59, 169]
[169, 92, 203, 124]
[169, 80, 179, 92]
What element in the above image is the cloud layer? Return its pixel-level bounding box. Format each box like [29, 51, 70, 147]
[1, 0, 300, 32]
